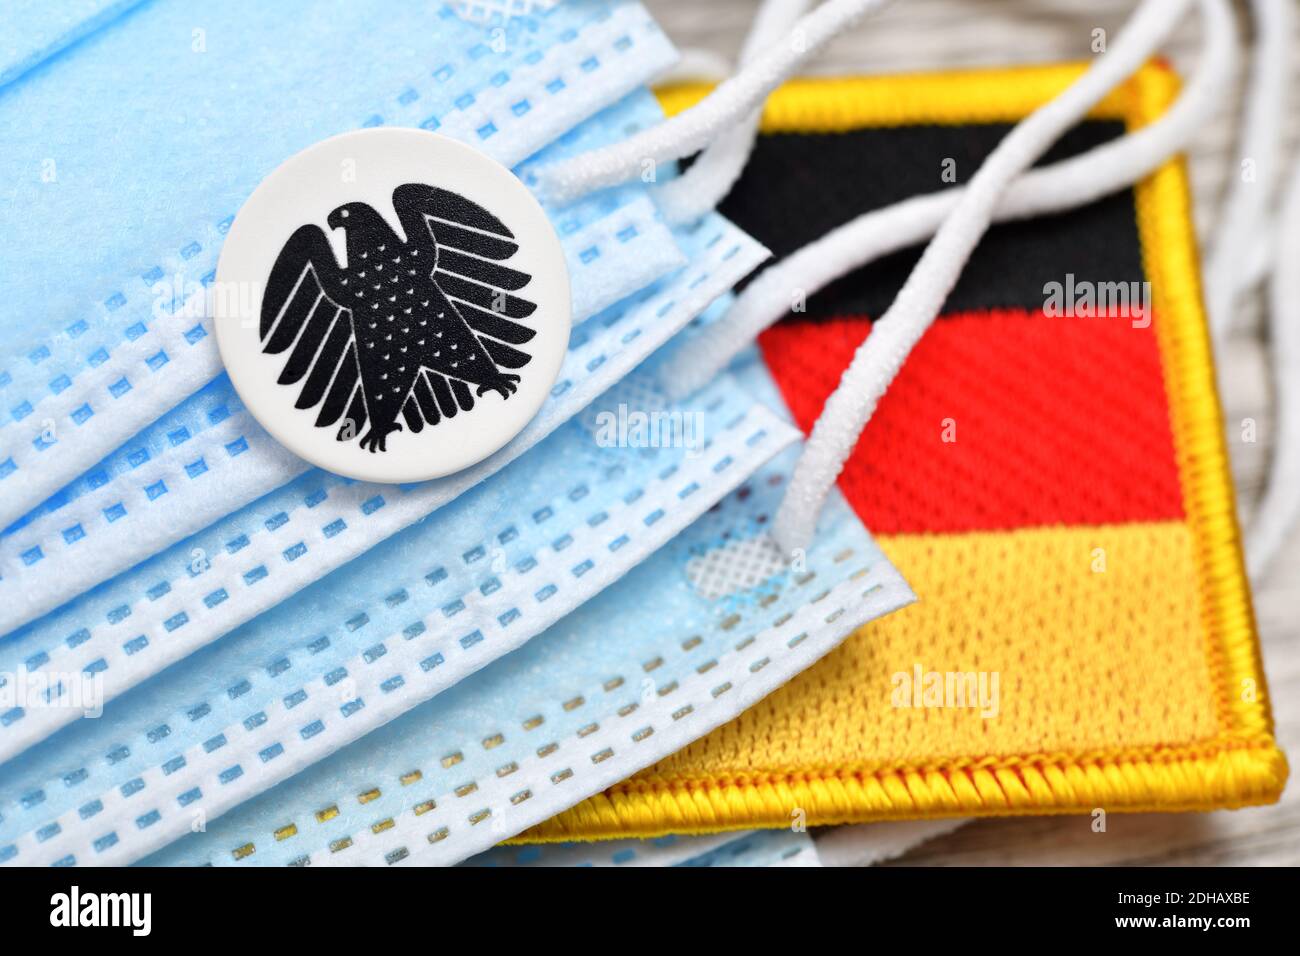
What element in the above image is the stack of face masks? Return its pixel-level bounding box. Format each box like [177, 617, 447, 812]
[0, 0, 912, 867]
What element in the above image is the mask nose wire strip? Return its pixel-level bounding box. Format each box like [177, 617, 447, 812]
[1205, 0, 1294, 345]
[535, 0, 893, 205]
[654, 0, 816, 226]
[767, 0, 1196, 553]
[658, 0, 1235, 404]
[1246, 156, 1300, 577]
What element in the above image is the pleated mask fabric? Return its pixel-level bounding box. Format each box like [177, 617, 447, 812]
[0, 212, 768, 765]
[0, 87, 687, 635]
[0, 0, 748, 769]
[0, 357, 805, 866]
[118, 348, 912, 868]
[463, 827, 821, 867]
[0, 0, 675, 533]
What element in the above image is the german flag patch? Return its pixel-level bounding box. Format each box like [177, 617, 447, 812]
[523, 63, 1287, 841]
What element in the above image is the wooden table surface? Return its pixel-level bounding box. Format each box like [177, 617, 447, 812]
[643, 0, 1299, 866]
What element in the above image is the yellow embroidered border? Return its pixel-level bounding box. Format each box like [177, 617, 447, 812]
[518, 65, 1286, 842]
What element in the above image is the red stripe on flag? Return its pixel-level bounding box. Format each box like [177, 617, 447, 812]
[760, 309, 1184, 534]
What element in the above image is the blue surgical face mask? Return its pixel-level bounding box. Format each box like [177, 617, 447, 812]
[0, 0, 748, 762]
[671, 829, 823, 868]
[462, 827, 821, 868]
[62, 351, 910, 869]
[0, 0, 676, 532]
[1, 87, 689, 633]
[0, 213, 767, 763]
[0, 351, 803, 866]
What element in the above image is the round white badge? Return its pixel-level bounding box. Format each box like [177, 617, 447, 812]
[213, 128, 571, 483]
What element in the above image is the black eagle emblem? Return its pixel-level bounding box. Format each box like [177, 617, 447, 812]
[259, 184, 537, 453]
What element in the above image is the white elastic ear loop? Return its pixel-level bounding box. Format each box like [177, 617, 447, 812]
[770, 0, 1196, 552]
[1246, 157, 1300, 578]
[655, 0, 816, 226]
[659, 0, 1235, 402]
[1205, 0, 1294, 345]
[535, 0, 893, 205]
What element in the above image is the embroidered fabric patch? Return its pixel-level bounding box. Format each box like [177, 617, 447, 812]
[520, 64, 1287, 840]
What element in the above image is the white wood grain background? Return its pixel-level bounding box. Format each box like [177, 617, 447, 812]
[642, 0, 1299, 865]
